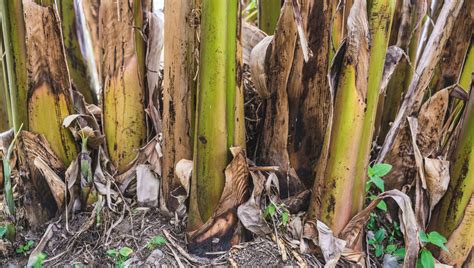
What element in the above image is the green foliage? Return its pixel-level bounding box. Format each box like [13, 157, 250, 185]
[0, 226, 6, 238]
[419, 230, 448, 251]
[365, 164, 404, 263]
[3, 124, 23, 217]
[0, 223, 15, 241]
[16, 240, 34, 254]
[31, 252, 47, 268]
[107, 246, 133, 268]
[146, 235, 167, 250]
[263, 202, 290, 227]
[366, 163, 392, 212]
[366, 163, 392, 192]
[417, 249, 435, 268]
[244, 0, 258, 22]
[416, 231, 448, 268]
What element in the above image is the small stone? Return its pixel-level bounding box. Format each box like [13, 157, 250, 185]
[145, 249, 165, 265]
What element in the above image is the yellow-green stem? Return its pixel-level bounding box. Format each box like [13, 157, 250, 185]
[353, 0, 395, 215]
[258, 0, 281, 34]
[188, 0, 230, 228]
[0, 0, 27, 131]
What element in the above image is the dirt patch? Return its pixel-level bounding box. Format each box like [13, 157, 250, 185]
[1, 205, 324, 267]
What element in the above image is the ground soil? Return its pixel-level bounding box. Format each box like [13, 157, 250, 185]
[1, 205, 324, 267]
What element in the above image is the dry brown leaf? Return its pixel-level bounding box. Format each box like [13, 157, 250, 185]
[242, 22, 267, 65]
[384, 89, 449, 192]
[187, 147, 250, 254]
[249, 36, 273, 98]
[17, 131, 66, 227]
[34, 157, 66, 210]
[377, 0, 463, 163]
[317, 221, 347, 267]
[424, 157, 450, 214]
[145, 10, 164, 133]
[136, 165, 159, 207]
[175, 159, 193, 196]
[237, 171, 272, 236]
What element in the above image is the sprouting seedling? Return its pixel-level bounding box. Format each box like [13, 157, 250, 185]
[365, 163, 392, 211]
[263, 202, 290, 226]
[16, 240, 35, 254]
[30, 252, 47, 268]
[107, 246, 133, 268]
[146, 235, 167, 250]
[2, 124, 23, 217]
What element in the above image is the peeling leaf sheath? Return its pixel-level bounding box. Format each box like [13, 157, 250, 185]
[100, 0, 146, 174]
[162, 0, 199, 210]
[318, 0, 369, 235]
[24, 1, 77, 165]
[377, 0, 463, 163]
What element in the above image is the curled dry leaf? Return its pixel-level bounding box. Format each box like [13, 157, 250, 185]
[265, 172, 280, 203]
[340, 190, 420, 268]
[242, 22, 267, 65]
[379, 46, 404, 94]
[136, 165, 159, 207]
[237, 170, 272, 236]
[249, 36, 273, 98]
[0, 129, 14, 156]
[384, 89, 449, 191]
[34, 157, 66, 210]
[317, 221, 347, 268]
[187, 147, 250, 255]
[175, 159, 193, 196]
[424, 157, 450, 214]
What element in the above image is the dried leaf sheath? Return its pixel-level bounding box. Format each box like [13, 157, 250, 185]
[100, 0, 146, 174]
[23, 0, 77, 165]
[162, 0, 199, 210]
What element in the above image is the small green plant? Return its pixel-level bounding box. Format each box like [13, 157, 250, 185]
[146, 235, 167, 250]
[0, 223, 16, 241]
[366, 163, 392, 211]
[16, 240, 34, 254]
[368, 228, 386, 257]
[416, 231, 448, 268]
[31, 252, 47, 268]
[0, 226, 6, 238]
[263, 202, 290, 226]
[2, 124, 23, 217]
[365, 163, 407, 261]
[107, 246, 133, 268]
